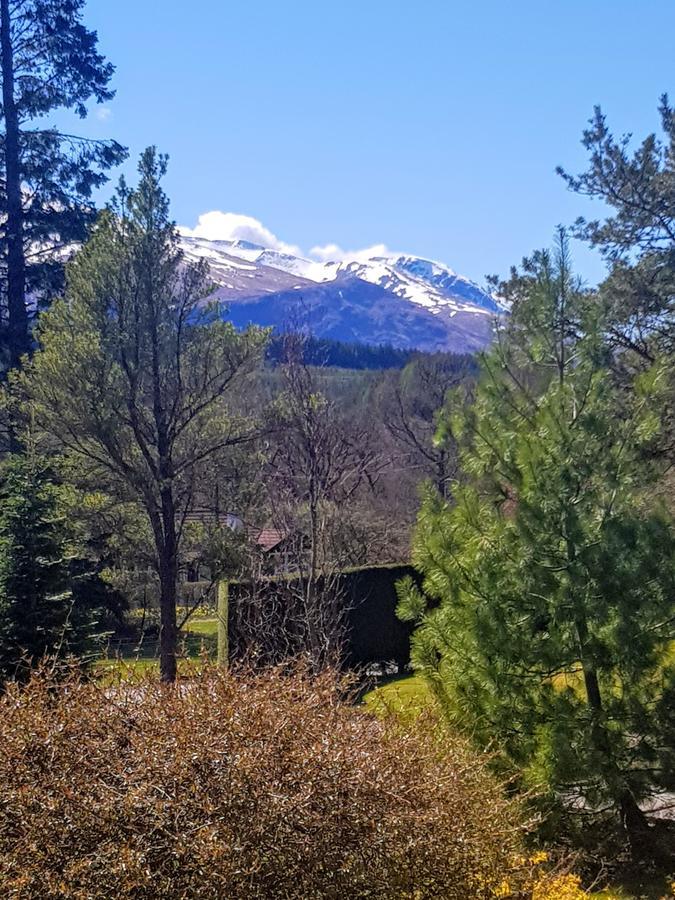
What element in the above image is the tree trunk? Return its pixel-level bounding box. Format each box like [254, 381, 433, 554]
[619, 789, 650, 841]
[217, 578, 229, 668]
[575, 615, 649, 843]
[305, 491, 322, 670]
[0, 0, 29, 370]
[566, 523, 650, 844]
[437, 448, 447, 498]
[157, 486, 178, 683]
[158, 542, 178, 683]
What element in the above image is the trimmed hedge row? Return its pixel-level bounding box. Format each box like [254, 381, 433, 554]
[226, 564, 418, 668]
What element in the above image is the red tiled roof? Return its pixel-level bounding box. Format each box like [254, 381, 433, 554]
[254, 528, 289, 552]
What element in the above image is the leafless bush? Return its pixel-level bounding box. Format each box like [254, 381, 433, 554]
[228, 571, 350, 669]
[0, 665, 531, 899]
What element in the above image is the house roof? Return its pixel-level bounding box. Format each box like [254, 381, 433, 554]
[183, 508, 296, 554]
[249, 527, 290, 553]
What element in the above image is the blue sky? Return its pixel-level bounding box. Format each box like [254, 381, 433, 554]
[61, 0, 674, 286]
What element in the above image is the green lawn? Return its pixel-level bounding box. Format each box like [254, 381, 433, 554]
[183, 618, 219, 637]
[362, 673, 434, 720]
[96, 618, 219, 677]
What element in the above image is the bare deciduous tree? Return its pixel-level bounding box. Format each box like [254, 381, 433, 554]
[262, 332, 386, 668]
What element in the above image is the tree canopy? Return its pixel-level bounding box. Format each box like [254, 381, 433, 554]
[399, 233, 675, 839]
[22, 148, 267, 680]
[0, 0, 126, 371]
[558, 95, 675, 364]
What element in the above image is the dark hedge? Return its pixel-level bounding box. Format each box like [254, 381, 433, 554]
[227, 564, 418, 669]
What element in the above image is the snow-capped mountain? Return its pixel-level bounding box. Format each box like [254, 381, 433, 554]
[180, 235, 504, 353]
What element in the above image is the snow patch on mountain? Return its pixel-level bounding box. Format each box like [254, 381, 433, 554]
[178, 232, 503, 352]
[181, 235, 501, 316]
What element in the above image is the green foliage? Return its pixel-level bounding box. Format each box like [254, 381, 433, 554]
[0, 451, 104, 680]
[558, 95, 675, 513]
[0, 0, 126, 369]
[20, 148, 267, 681]
[558, 95, 675, 364]
[401, 233, 675, 830]
[24, 149, 266, 515]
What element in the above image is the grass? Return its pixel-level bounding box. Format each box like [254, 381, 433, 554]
[182, 618, 219, 637]
[362, 673, 434, 721]
[95, 618, 219, 677]
[592, 874, 673, 899]
[94, 657, 215, 685]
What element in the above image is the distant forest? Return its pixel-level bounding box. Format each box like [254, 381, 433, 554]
[267, 332, 479, 372]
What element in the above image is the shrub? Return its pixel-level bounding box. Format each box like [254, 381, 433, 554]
[0, 665, 531, 899]
[0, 452, 110, 682]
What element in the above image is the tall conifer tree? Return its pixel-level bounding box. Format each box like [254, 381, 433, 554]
[0, 450, 101, 680]
[0, 0, 126, 371]
[399, 233, 675, 840]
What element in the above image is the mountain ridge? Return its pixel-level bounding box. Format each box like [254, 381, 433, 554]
[180, 235, 504, 353]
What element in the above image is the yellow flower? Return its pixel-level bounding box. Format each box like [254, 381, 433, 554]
[532, 874, 590, 900]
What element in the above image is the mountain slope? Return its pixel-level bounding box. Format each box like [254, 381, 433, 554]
[180, 235, 502, 352]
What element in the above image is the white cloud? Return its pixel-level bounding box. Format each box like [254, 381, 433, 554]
[96, 106, 112, 121]
[179, 211, 302, 256]
[309, 242, 390, 263]
[180, 210, 393, 264]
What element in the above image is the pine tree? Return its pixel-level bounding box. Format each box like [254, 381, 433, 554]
[0, 0, 126, 371]
[399, 233, 675, 841]
[22, 149, 267, 682]
[558, 95, 674, 365]
[0, 450, 100, 680]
